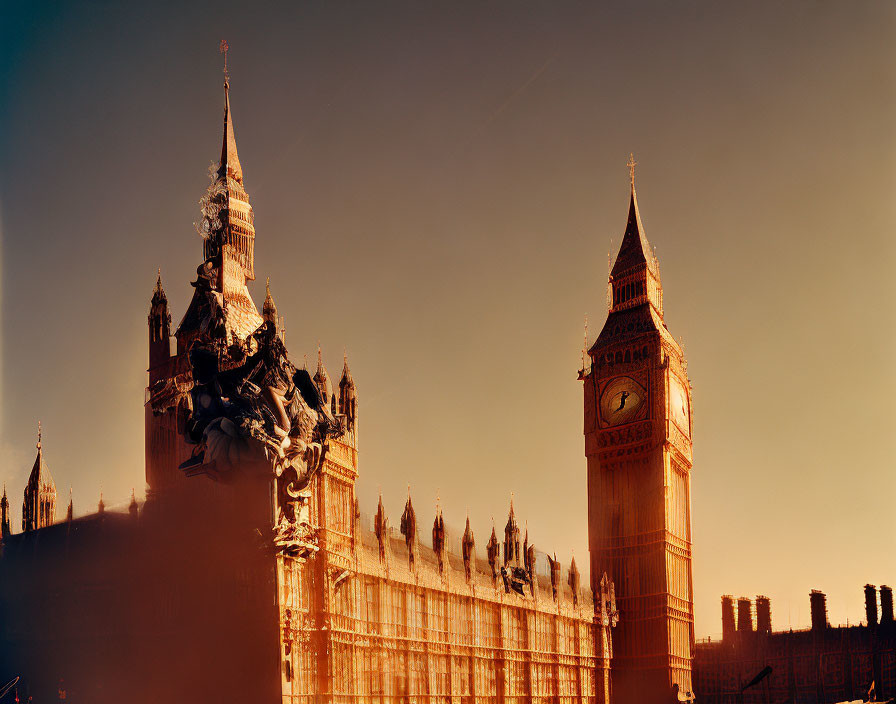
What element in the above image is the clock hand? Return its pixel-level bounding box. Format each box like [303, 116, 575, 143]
[616, 391, 629, 412]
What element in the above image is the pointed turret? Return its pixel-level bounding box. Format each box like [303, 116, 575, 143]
[548, 553, 561, 601]
[462, 516, 475, 581]
[568, 555, 580, 606]
[374, 494, 387, 561]
[129, 488, 139, 518]
[66, 488, 73, 522]
[1, 484, 10, 539]
[337, 351, 357, 432]
[400, 490, 417, 567]
[486, 524, 500, 580]
[262, 278, 278, 324]
[503, 497, 521, 566]
[22, 422, 56, 532]
[97, 492, 105, 515]
[262, 278, 285, 339]
[313, 346, 332, 406]
[148, 269, 172, 377]
[432, 503, 446, 574]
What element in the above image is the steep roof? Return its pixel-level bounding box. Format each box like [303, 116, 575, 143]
[26, 431, 55, 496]
[611, 184, 659, 278]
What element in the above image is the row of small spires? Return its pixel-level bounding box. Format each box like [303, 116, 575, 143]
[720, 585, 895, 640]
[370, 491, 586, 606]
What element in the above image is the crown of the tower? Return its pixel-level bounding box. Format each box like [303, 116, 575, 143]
[589, 160, 675, 358]
[608, 167, 663, 316]
[180, 70, 262, 344]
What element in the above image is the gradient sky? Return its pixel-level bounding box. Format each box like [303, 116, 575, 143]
[1, 1, 894, 639]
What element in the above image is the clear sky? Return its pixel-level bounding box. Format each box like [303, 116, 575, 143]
[1, 1, 894, 639]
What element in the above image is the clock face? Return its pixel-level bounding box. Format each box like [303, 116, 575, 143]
[669, 376, 690, 434]
[600, 377, 647, 426]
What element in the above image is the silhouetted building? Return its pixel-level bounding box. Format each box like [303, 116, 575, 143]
[695, 587, 896, 703]
[755, 595, 772, 635]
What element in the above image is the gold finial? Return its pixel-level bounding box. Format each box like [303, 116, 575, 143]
[219, 39, 230, 78]
[627, 152, 638, 187]
[266, 277, 271, 297]
[37, 421, 42, 450]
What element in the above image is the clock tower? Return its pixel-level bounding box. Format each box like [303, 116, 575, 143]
[583, 159, 695, 703]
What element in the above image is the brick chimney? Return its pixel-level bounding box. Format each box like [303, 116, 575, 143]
[865, 584, 879, 627]
[880, 585, 894, 624]
[721, 595, 736, 642]
[810, 590, 828, 631]
[737, 597, 753, 633]
[755, 595, 772, 635]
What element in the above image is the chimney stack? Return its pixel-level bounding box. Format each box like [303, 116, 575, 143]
[755, 595, 772, 635]
[721, 596, 736, 642]
[880, 585, 894, 625]
[810, 590, 828, 631]
[737, 597, 753, 633]
[865, 584, 879, 627]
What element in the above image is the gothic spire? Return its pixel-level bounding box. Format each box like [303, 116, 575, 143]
[151, 268, 167, 305]
[218, 72, 244, 184]
[432, 503, 446, 573]
[1, 484, 10, 539]
[23, 421, 56, 532]
[374, 493, 387, 561]
[462, 516, 475, 581]
[314, 345, 332, 403]
[400, 490, 417, 566]
[262, 278, 278, 325]
[340, 350, 354, 388]
[611, 154, 658, 279]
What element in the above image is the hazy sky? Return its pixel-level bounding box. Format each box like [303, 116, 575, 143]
[1, 1, 894, 638]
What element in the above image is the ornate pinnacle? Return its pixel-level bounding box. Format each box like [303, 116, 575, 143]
[627, 152, 638, 187]
[219, 39, 229, 78]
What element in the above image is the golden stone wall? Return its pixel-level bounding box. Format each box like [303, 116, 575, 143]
[277, 436, 611, 704]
